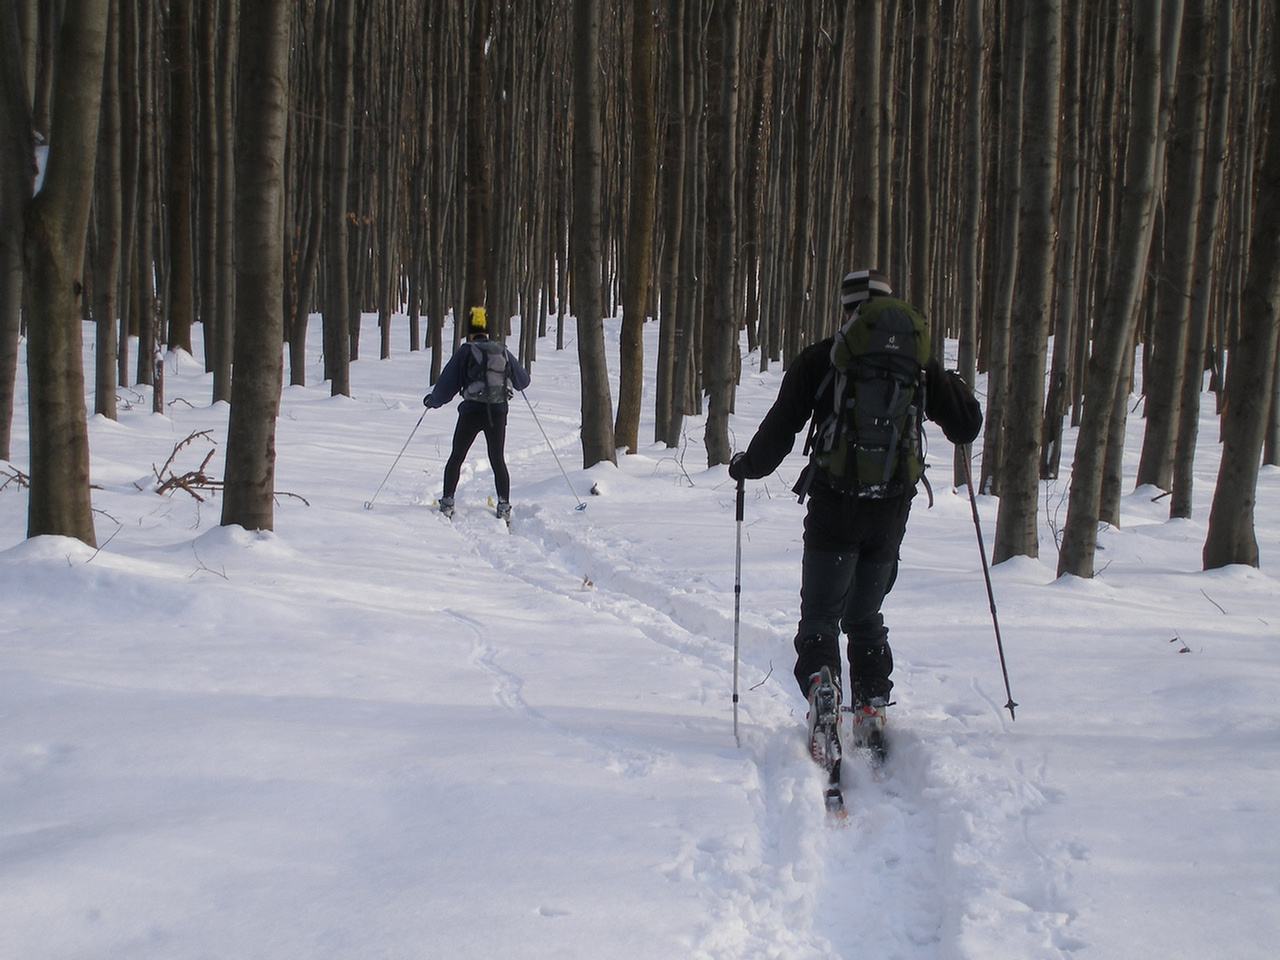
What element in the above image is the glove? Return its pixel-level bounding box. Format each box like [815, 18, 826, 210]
[423, 394, 438, 409]
[728, 451, 750, 482]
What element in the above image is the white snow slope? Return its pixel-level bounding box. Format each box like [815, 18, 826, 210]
[2, 313, 1277, 960]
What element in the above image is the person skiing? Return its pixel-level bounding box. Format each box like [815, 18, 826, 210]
[424, 306, 531, 521]
[728, 269, 982, 756]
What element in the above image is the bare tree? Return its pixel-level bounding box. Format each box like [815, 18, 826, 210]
[91, 0, 122, 421]
[1136, 0, 1212, 493]
[850, 0, 882, 267]
[220, 0, 290, 531]
[0, 0, 35, 462]
[23, 0, 110, 546]
[572, 0, 616, 467]
[165, 0, 195, 355]
[1058, 0, 1179, 579]
[1202, 19, 1280, 570]
[994, 0, 1062, 563]
[703, 0, 740, 467]
[322, 0, 353, 397]
[615, 0, 657, 455]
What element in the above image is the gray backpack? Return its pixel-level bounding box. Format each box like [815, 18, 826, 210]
[463, 340, 512, 404]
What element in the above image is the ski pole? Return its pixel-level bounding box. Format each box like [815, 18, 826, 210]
[521, 390, 587, 511]
[364, 409, 428, 510]
[961, 446, 1018, 720]
[733, 476, 745, 747]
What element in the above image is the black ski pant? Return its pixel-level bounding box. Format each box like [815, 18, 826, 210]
[792, 486, 912, 703]
[443, 405, 510, 501]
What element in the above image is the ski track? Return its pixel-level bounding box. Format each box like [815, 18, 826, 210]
[444, 607, 662, 780]
[406, 466, 1083, 958]
[439, 500, 992, 958]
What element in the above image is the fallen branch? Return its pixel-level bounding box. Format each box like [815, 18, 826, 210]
[1, 466, 30, 490]
[155, 447, 222, 502]
[149, 431, 308, 506]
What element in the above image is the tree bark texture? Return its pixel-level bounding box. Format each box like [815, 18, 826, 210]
[220, 0, 290, 532]
[615, 0, 657, 455]
[572, 0, 616, 468]
[23, 0, 109, 546]
[1, 0, 36, 462]
[1058, 0, 1177, 579]
[1202, 16, 1280, 569]
[994, 0, 1061, 563]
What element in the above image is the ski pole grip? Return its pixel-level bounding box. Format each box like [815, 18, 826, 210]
[736, 477, 745, 521]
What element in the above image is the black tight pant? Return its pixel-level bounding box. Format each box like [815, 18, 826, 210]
[443, 406, 510, 500]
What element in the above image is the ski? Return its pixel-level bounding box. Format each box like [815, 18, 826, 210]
[807, 666, 846, 819]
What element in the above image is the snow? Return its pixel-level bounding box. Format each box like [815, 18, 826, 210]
[2, 314, 1278, 959]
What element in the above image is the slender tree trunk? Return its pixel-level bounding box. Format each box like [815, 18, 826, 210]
[0, 0, 35, 461]
[1058, 0, 1177, 578]
[323, 0, 353, 397]
[703, 0, 739, 467]
[654, 0, 686, 443]
[1202, 13, 1280, 569]
[211, 0, 236, 402]
[994, 0, 1062, 563]
[165, 0, 194, 355]
[23, 0, 109, 546]
[1040, 0, 1081, 482]
[197, 0, 217, 371]
[785, 0, 817, 364]
[851, 0, 882, 266]
[91, 0, 121, 421]
[220, 0, 290, 532]
[907, 0, 933, 316]
[1136, 0, 1211, 492]
[954, 0, 982, 488]
[464, 0, 493, 310]
[615, 0, 657, 455]
[133, 0, 157, 399]
[979, 0, 1025, 496]
[572, 0, 615, 467]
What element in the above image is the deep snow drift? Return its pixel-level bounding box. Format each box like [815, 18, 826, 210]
[2, 314, 1277, 959]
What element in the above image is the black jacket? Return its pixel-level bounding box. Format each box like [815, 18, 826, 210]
[734, 337, 983, 484]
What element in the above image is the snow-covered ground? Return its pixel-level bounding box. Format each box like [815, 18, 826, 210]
[2, 313, 1277, 959]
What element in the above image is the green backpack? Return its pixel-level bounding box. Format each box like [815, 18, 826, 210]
[799, 297, 931, 500]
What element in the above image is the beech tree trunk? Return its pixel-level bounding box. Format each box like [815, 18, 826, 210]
[572, 0, 615, 468]
[23, 0, 109, 547]
[1058, 0, 1178, 578]
[220, 0, 290, 532]
[1137, 0, 1211, 493]
[322, 0, 353, 397]
[91, 0, 121, 421]
[994, 0, 1062, 563]
[703, 0, 739, 467]
[615, 0, 656, 456]
[1169, 0, 1229, 521]
[165, 0, 195, 355]
[1202, 13, 1280, 569]
[0, 0, 35, 462]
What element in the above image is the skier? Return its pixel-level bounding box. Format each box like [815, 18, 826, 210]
[728, 269, 982, 757]
[424, 307, 531, 521]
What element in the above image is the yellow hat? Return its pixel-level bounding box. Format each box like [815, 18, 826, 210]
[468, 306, 487, 334]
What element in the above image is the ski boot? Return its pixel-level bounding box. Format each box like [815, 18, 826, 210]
[438, 496, 455, 519]
[848, 696, 888, 766]
[496, 499, 512, 523]
[806, 666, 845, 814]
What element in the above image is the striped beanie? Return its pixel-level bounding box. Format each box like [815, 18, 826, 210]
[840, 269, 893, 311]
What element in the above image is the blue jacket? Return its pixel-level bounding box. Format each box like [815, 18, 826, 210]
[424, 336, 532, 414]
